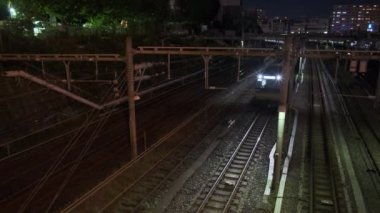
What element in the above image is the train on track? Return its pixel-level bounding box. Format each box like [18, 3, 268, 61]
[254, 62, 282, 102]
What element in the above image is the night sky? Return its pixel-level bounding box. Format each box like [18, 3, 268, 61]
[243, 0, 376, 18]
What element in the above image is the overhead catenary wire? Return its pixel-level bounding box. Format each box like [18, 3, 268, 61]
[9, 56, 246, 210]
[17, 67, 128, 212]
[0, 58, 207, 158]
[1, 56, 243, 162]
[45, 78, 126, 211]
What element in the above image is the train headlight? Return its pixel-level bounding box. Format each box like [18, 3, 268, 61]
[258, 74, 263, 79]
[276, 75, 282, 81]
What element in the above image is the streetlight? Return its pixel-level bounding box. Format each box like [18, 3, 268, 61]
[8, 2, 17, 19]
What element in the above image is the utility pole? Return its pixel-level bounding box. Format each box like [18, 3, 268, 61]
[237, 55, 241, 82]
[335, 57, 340, 83]
[168, 54, 171, 80]
[273, 36, 294, 193]
[126, 37, 138, 159]
[63, 61, 71, 91]
[202, 55, 210, 89]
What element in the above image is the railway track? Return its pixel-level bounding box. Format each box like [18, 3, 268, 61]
[107, 107, 237, 213]
[309, 60, 339, 212]
[343, 80, 380, 177]
[61, 77, 263, 212]
[0, 75, 216, 209]
[0, 56, 219, 190]
[0, 81, 217, 210]
[189, 110, 271, 213]
[333, 67, 380, 198]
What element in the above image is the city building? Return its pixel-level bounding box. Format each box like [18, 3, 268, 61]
[216, 0, 242, 35]
[242, 8, 266, 35]
[244, 8, 266, 22]
[330, 4, 380, 34]
[259, 17, 289, 34]
[216, 0, 242, 22]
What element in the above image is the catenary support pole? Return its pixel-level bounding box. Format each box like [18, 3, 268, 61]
[41, 61, 46, 78]
[168, 54, 171, 80]
[273, 36, 293, 193]
[95, 61, 99, 80]
[237, 55, 241, 82]
[344, 59, 349, 73]
[376, 61, 380, 108]
[287, 37, 296, 104]
[202, 55, 210, 89]
[126, 37, 138, 159]
[335, 58, 340, 83]
[63, 61, 71, 91]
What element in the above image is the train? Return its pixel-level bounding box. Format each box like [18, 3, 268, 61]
[254, 62, 282, 102]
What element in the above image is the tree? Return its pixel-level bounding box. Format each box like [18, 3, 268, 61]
[7, 0, 172, 36]
[10, 0, 170, 26]
[0, 1, 9, 20]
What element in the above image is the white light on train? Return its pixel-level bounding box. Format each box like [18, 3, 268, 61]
[258, 74, 282, 81]
[261, 75, 276, 80]
[263, 76, 276, 80]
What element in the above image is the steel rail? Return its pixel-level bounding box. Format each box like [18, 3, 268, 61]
[61, 103, 213, 212]
[309, 59, 339, 213]
[222, 115, 270, 212]
[122, 106, 242, 213]
[195, 112, 270, 213]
